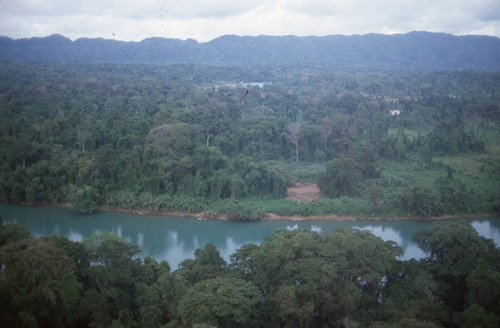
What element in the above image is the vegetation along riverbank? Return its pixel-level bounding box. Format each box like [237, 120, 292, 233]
[0, 55, 499, 221]
[9, 201, 499, 223]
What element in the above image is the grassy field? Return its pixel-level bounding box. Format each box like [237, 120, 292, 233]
[267, 160, 324, 184]
[433, 128, 500, 199]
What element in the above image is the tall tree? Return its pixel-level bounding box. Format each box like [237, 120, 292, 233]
[288, 123, 301, 163]
[178, 277, 262, 328]
[0, 238, 81, 327]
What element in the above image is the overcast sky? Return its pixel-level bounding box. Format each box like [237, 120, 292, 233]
[1, 0, 499, 42]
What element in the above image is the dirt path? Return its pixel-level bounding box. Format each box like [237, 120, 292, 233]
[286, 183, 320, 202]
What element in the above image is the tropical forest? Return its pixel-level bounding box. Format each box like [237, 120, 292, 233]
[0, 32, 499, 327]
[0, 60, 498, 218]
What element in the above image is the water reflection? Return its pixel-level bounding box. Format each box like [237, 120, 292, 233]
[67, 230, 83, 242]
[137, 232, 144, 248]
[1, 204, 498, 269]
[472, 220, 500, 246]
[353, 224, 427, 260]
[310, 225, 322, 233]
[354, 225, 403, 245]
[151, 231, 198, 268]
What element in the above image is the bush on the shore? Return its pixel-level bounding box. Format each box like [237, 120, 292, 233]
[209, 199, 265, 221]
[103, 190, 207, 213]
[70, 185, 99, 214]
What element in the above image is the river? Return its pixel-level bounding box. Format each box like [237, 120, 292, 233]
[1, 204, 499, 268]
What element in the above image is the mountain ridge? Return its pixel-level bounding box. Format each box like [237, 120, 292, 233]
[1, 32, 499, 70]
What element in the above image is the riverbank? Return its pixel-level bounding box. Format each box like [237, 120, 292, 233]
[99, 205, 204, 218]
[97, 205, 500, 222]
[262, 212, 499, 222]
[5, 201, 498, 222]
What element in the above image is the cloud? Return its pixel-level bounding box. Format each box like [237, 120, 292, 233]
[284, 0, 338, 17]
[0, 0, 266, 19]
[0, 0, 498, 41]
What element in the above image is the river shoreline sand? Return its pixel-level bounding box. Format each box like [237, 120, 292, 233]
[5, 201, 498, 222]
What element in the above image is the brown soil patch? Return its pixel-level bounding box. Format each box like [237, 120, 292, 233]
[286, 183, 320, 202]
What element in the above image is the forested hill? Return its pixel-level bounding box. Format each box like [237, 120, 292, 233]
[1, 32, 499, 70]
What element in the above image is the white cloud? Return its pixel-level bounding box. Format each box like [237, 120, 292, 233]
[0, 0, 498, 41]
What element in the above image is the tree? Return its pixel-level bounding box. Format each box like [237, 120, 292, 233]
[434, 176, 472, 213]
[413, 222, 494, 277]
[288, 123, 301, 163]
[177, 244, 227, 285]
[70, 185, 100, 214]
[0, 222, 31, 247]
[462, 304, 498, 328]
[43, 235, 90, 272]
[319, 148, 379, 199]
[80, 233, 142, 327]
[0, 238, 81, 327]
[382, 260, 445, 325]
[402, 186, 443, 216]
[320, 117, 334, 151]
[178, 277, 262, 328]
[319, 156, 362, 198]
[231, 229, 402, 326]
[148, 122, 198, 156]
[76, 129, 90, 152]
[25, 176, 45, 202]
[413, 222, 498, 321]
[366, 182, 384, 216]
[82, 232, 141, 268]
[466, 260, 500, 316]
[135, 257, 173, 328]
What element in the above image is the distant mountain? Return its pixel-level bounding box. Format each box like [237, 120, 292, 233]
[1, 32, 499, 70]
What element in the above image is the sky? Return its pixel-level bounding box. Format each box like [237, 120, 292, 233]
[0, 0, 499, 42]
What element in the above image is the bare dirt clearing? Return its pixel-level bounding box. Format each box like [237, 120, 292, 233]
[286, 183, 320, 202]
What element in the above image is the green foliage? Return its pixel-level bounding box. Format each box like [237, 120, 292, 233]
[209, 199, 265, 220]
[25, 176, 45, 202]
[434, 176, 472, 213]
[366, 181, 384, 215]
[178, 277, 262, 327]
[412, 222, 500, 325]
[467, 260, 500, 315]
[1, 219, 499, 327]
[0, 222, 31, 247]
[0, 62, 498, 219]
[230, 229, 402, 326]
[43, 235, 90, 271]
[319, 156, 363, 198]
[402, 186, 443, 216]
[319, 149, 379, 199]
[382, 260, 445, 324]
[0, 238, 81, 327]
[461, 304, 499, 328]
[413, 222, 495, 276]
[177, 244, 227, 285]
[82, 232, 141, 267]
[70, 185, 100, 214]
[428, 120, 485, 155]
[104, 190, 208, 212]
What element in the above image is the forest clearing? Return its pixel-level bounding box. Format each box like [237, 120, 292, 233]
[286, 183, 321, 202]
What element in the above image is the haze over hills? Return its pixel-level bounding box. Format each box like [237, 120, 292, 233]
[1, 32, 499, 71]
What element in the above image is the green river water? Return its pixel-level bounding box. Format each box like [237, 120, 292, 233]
[1, 204, 499, 268]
